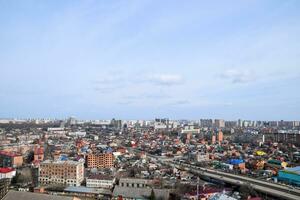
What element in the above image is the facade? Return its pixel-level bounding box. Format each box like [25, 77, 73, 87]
[34, 146, 44, 162]
[0, 178, 10, 199]
[200, 119, 213, 128]
[211, 135, 216, 144]
[119, 178, 149, 188]
[86, 153, 114, 169]
[2, 191, 79, 200]
[0, 168, 16, 179]
[0, 151, 23, 168]
[196, 152, 209, 162]
[86, 175, 114, 189]
[113, 178, 151, 200]
[39, 160, 84, 186]
[218, 131, 223, 143]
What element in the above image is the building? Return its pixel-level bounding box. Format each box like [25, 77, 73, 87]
[225, 121, 237, 128]
[200, 119, 213, 128]
[113, 178, 169, 200]
[218, 131, 223, 144]
[265, 159, 288, 170]
[86, 174, 115, 189]
[64, 186, 111, 199]
[196, 152, 210, 162]
[110, 118, 122, 130]
[0, 179, 10, 199]
[112, 187, 170, 200]
[34, 146, 44, 162]
[68, 131, 86, 137]
[0, 151, 23, 168]
[154, 118, 169, 131]
[2, 191, 80, 200]
[212, 135, 216, 144]
[214, 119, 225, 128]
[86, 153, 114, 169]
[39, 160, 84, 186]
[278, 166, 300, 186]
[119, 178, 149, 188]
[0, 168, 16, 179]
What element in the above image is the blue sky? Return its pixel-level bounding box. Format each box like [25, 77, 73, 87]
[0, 0, 300, 120]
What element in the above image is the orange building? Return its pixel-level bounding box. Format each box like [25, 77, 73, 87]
[218, 131, 223, 144]
[86, 153, 114, 169]
[34, 146, 44, 162]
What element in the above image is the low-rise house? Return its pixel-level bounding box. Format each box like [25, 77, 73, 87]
[86, 174, 115, 189]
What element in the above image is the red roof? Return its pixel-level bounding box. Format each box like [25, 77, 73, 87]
[34, 147, 44, 155]
[0, 167, 15, 173]
[0, 150, 21, 157]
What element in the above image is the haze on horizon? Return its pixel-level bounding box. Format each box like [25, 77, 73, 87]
[0, 0, 300, 120]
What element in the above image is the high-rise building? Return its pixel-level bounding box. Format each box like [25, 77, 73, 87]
[39, 160, 84, 186]
[214, 119, 225, 128]
[110, 118, 122, 130]
[200, 119, 213, 128]
[86, 153, 114, 169]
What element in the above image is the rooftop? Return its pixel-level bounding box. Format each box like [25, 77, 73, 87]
[41, 160, 83, 166]
[0, 150, 21, 157]
[2, 191, 74, 200]
[0, 168, 15, 173]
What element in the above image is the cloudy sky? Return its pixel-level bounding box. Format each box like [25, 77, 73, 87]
[1, 0, 300, 120]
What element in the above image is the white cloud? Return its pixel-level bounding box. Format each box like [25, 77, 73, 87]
[220, 69, 256, 84]
[147, 74, 184, 86]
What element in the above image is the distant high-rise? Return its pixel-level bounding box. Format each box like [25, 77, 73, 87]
[214, 119, 225, 128]
[200, 119, 213, 128]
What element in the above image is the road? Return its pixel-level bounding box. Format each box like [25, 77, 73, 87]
[128, 148, 300, 200]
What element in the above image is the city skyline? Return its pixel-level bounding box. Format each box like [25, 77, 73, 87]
[1, 0, 300, 120]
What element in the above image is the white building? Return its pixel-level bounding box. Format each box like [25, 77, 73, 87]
[68, 131, 86, 137]
[86, 175, 115, 189]
[0, 168, 16, 179]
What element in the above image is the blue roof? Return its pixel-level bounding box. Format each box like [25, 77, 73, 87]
[228, 159, 244, 165]
[64, 186, 111, 195]
[283, 166, 300, 175]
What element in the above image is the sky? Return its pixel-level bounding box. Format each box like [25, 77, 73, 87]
[0, 0, 300, 120]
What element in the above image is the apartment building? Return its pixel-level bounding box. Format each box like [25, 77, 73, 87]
[0, 151, 23, 168]
[39, 160, 84, 186]
[86, 153, 114, 169]
[0, 168, 16, 179]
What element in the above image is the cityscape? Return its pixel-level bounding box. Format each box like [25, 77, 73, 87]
[0, 118, 300, 200]
[1, 1, 300, 200]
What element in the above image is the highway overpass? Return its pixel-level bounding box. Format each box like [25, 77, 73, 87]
[129, 148, 300, 200]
